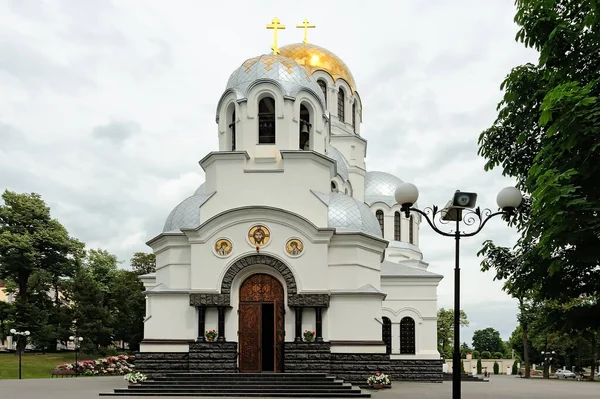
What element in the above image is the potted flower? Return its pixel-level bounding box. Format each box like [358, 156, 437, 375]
[367, 371, 390, 389]
[303, 330, 315, 342]
[205, 329, 218, 341]
[124, 372, 148, 385]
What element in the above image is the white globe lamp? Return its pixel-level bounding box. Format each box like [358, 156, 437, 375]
[395, 183, 420, 207]
[496, 187, 522, 212]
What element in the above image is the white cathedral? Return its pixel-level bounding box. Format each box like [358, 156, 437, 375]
[137, 28, 443, 382]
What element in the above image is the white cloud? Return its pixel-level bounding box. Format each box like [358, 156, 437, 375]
[0, 0, 538, 340]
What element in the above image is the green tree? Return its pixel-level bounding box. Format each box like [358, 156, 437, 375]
[472, 350, 481, 359]
[512, 361, 518, 375]
[437, 308, 469, 358]
[0, 191, 84, 349]
[476, 358, 482, 375]
[472, 328, 505, 354]
[71, 249, 119, 349]
[0, 300, 13, 344]
[478, 0, 600, 304]
[112, 269, 145, 351]
[460, 342, 472, 358]
[130, 252, 156, 275]
[493, 361, 500, 375]
[479, 240, 539, 377]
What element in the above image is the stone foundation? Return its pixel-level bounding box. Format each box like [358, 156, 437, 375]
[284, 342, 331, 374]
[136, 341, 442, 383]
[135, 342, 238, 376]
[134, 352, 189, 376]
[189, 342, 237, 372]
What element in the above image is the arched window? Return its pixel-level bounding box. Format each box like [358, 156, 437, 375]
[229, 109, 236, 151]
[337, 89, 345, 122]
[394, 212, 401, 241]
[258, 97, 276, 144]
[299, 104, 311, 150]
[409, 215, 414, 244]
[400, 317, 415, 354]
[376, 210, 384, 237]
[382, 317, 392, 355]
[318, 80, 327, 105]
[352, 102, 356, 132]
[331, 181, 337, 192]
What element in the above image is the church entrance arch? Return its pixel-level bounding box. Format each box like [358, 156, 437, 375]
[238, 274, 285, 373]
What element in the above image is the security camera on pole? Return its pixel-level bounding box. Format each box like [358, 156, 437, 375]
[10, 328, 30, 380]
[395, 184, 522, 399]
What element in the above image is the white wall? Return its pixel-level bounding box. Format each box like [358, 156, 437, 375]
[382, 277, 440, 359]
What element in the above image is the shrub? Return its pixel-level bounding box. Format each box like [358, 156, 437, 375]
[493, 361, 499, 375]
[477, 359, 482, 375]
[512, 362, 518, 375]
[461, 360, 465, 374]
[494, 352, 503, 359]
[481, 351, 492, 359]
[472, 350, 481, 359]
[55, 354, 135, 376]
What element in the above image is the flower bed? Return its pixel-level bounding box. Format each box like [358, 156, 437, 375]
[54, 354, 135, 376]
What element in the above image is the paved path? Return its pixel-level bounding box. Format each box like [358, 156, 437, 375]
[0, 375, 598, 398]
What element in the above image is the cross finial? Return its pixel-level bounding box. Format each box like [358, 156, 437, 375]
[266, 17, 286, 55]
[296, 19, 316, 44]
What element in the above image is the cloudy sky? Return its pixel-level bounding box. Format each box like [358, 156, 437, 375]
[0, 0, 538, 344]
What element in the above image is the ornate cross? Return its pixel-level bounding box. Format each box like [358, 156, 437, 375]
[266, 17, 286, 55]
[296, 19, 316, 44]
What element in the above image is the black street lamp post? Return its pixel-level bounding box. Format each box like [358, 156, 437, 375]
[70, 335, 84, 376]
[541, 350, 555, 378]
[395, 184, 522, 399]
[10, 328, 31, 380]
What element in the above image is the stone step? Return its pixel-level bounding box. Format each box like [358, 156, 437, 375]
[100, 393, 370, 398]
[146, 381, 344, 386]
[100, 372, 370, 397]
[130, 384, 354, 390]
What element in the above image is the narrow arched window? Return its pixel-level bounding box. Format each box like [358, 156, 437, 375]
[382, 317, 392, 355]
[299, 104, 311, 150]
[409, 215, 414, 244]
[394, 212, 401, 241]
[258, 97, 276, 144]
[318, 80, 327, 105]
[400, 317, 415, 354]
[337, 89, 345, 122]
[229, 109, 236, 151]
[376, 210, 384, 237]
[352, 102, 356, 132]
[331, 181, 337, 192]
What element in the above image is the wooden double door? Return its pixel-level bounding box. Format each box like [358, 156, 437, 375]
[238, 274, 285, 373]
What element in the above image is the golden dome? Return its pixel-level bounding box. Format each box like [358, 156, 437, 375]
[279, 43, 357, 92]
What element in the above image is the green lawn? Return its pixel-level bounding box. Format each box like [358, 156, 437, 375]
[0, 352, 97, 379]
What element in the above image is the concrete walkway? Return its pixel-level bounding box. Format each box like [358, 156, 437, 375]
[0, 375, 598, 398]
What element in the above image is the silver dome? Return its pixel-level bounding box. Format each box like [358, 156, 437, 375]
[326, 145, 349, 182]
[328, 192, 382, 238]
[223, 54, 326, 110]
[193, 183, 205, 196]
[364, 171, 407, 207]
[163, 192, 213, 233]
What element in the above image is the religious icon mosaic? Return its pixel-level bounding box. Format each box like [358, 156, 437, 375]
[214, 238, 233, 257]
[285, 238, 304, 257]
[247, 225, 271, 248]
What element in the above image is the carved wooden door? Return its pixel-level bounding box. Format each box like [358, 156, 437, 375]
[239, 274, 285, 373]
[239, 302, 261, 372]
[274, 301, 285, 372]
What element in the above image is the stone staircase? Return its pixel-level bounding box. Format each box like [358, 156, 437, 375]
[99, 372, 371, 397]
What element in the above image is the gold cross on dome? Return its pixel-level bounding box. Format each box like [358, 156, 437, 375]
[266, 17, 286, 55]
[296, 19, 315, 44]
